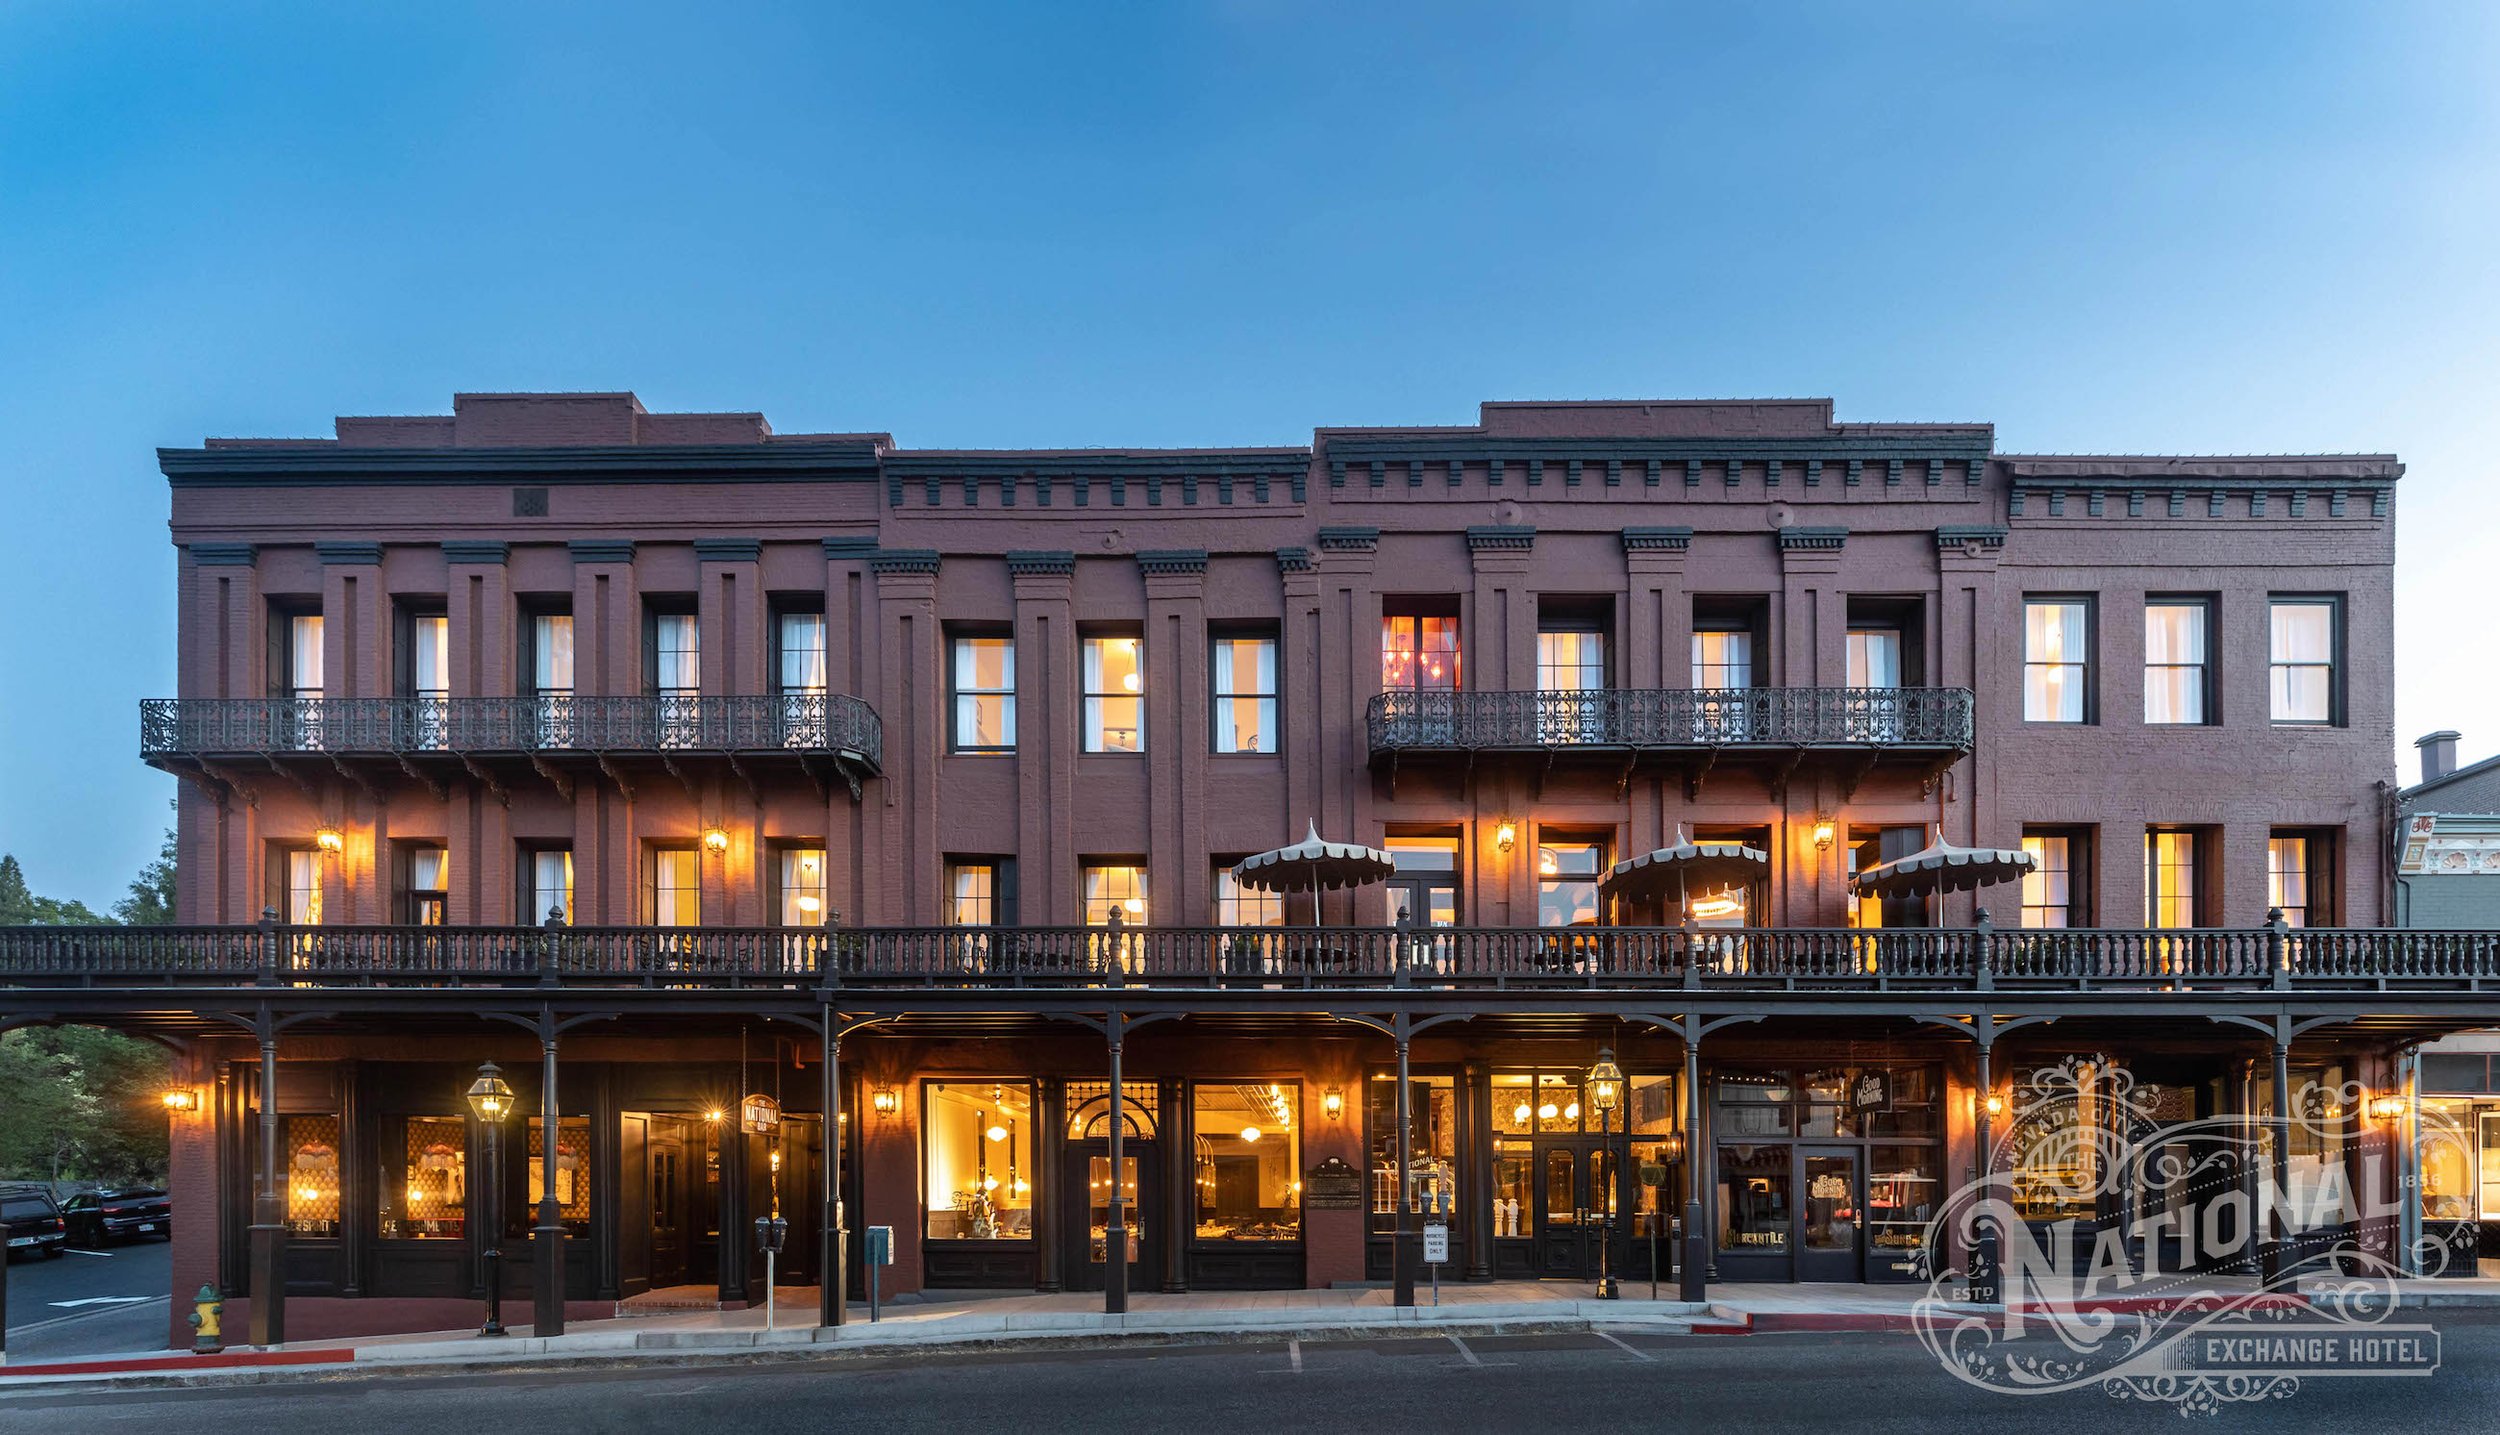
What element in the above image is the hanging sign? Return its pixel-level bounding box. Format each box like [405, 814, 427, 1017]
[740, 1093, 784, 1136]
[1848, 1069, 1893, 1115]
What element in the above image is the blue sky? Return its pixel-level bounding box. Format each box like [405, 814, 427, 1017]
[2, 3, 2495, 907]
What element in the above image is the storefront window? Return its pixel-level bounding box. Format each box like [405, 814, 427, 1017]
[1714, 1070, 1795, 1138]
[1867, 1145, 1941, 1272]
[2008, 1064, 2105, 1221]
[381, 1115, 467, 1240]
[1626, 1075, 1678, 1135]
[1367, 1073, 1457, 1233]
[2421, 1098, 2476, 1222]
[284, 1114, 342, 1237]
[1718, 1143, 1790, 1253]
[924, 1082, 1033, 1241]
[1493, 1139, 1533, 1238]
[527, 1116, 592, 1233]
[1193, 1083, 1301, 1242]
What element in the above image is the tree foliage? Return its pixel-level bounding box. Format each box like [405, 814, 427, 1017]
[0, 830, 179, 1182]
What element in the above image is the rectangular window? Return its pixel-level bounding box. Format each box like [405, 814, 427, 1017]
[281, 847, 323, 925]
[528, 609, 575, 747]
[1211, 634, 1277, 754]
[1194, 1083, 1301, 1242]
[1082, 634, 1144, 753]
[2144, 601, 2211, 725]
[526, 1115, 592, 1234]
[778, 847, 827, 926]
[1381, 611, 1461, 691]
[2145, 829, 2201, 929]
[924, 1081, 1034, 1241]
[649, 607, 699, 748]
[282, 1113, 342, 1236]
[1214, 865, 1285, 927]
[1369, 1072, 1458, 1236]
[2023, 599, 2091, 723]
[1385, 834, 1462, 929]
[776, 608, 829, 747]
[1847, 827, 1933, 930]
[1536, 627, 1608, 743]
[2019, 831, 2079, 929]
[524, 847, 573, 926]
[1846, 629, 1901, 689]
[2270, 831, 2333, 928]
[403, 845, 449, 926]
[945, 861, 1000, 926]
[2270, 599, 2338, 725]
[1691, 628, 1753, 688]
[272, 608, 325, 749]
[1082, 862, 1148, 925]
[284, 612, 324, 698]
[1536, 838, 1605, 927]
[382, 1115, 467, 1241]
[403, 611, 450, 750]
[950, 635, 1016, 753]
[647, 846, 699, 926]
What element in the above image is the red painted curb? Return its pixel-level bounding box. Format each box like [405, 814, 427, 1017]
[0, 1349, 356, 1379]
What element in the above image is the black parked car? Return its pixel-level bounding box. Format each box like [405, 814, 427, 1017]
[1, 1185, 67, 1261]
[60, 1187, 172, 1245]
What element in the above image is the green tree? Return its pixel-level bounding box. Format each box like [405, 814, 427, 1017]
[0, 841, 176, 1182]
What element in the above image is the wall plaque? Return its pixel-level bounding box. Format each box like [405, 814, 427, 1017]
[1304, 1156, 1364, 1210]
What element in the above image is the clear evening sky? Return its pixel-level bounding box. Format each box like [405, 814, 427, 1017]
[2, 4, 2494, 908]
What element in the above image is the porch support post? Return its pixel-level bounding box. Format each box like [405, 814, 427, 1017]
[1970, 1034, 2000, 1304]
[247, 1016, 287, 1347]
[1679, 1026, 1705, 1304]
[2399, 1047, 2421, 1277]
[1393, 1023, 1416, 1308]
[534, 1021, 566, 1336]
[1105, 1022, 1128, 1316]
[819, 1015, 845, 1328]
[2263, 1039, 2291, 1282]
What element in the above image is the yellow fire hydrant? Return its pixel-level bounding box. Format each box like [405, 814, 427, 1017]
[188, 1285, 224, 1355]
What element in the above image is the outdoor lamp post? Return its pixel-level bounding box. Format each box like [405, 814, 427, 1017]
[465, 1060, 516, 1338]
[1588, 1047, 1624, 1300]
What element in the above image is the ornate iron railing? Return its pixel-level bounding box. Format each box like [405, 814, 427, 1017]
[1365, 687, 1975, 753]
[139, 694, 882, 768]
[4, 922, 2495, 992]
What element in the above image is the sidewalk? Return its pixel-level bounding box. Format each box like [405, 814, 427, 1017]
[8, 1275, 2499, 1388]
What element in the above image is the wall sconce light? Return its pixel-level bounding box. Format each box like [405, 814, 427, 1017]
[1983, 1092, 2005, 1118]
[871, 1087, 901, 1118]
[1661, 1131, 1686, 1163]
[705, 1107, 725, 1124]
[2369, 1093, 2408, 1122]
[1322, 1087, 1345, 1121]
[1811, 817, 1836, 851]
[702, 826, 730, 854]
[1493, 820, 1518, 855]
[313, 827, 344, 854]
[160, 1087, 201, 1114]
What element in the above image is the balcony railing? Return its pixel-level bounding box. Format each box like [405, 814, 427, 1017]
[1366, 687, 1975, 755]
[4, 923, 2494, 993]
[139, 694, 882, 768]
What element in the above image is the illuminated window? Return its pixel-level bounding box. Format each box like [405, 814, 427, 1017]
[2144, 601, 2210, 725]
[383, 1115, 467, 1241]
[404, 845, 448, 926]
[527, 1116, 592, 1233]
[1083, 863, 1148, 925]
[2019, 833, 2074, 929]
[282, 847, 323, 925]
[924, 1082, 1034, 1241]
[946, 862, 999, 925]
[1214, 865, 1284, 927]
[2270, 599, 2338, 725]
[1194, 1083, 1301, 1242]
[1083, 635, 1145, 752]
[2270, 832, 2331, 928]
[647, 846, 699, 926]
[2145, 829, 2200, 928]
[1536, 839, 1605, 927]
[282, 1114, 342, 1236]
[778, 847, 827, 926]
[1691, 629, 1752, 688]
[1382, 612, 1461, 691]
[525, 847, 573, 926]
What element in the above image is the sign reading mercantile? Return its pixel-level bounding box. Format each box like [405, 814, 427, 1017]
[1304, 1156, 1364, 1209]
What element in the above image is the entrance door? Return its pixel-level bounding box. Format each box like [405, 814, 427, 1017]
[649, 1118, 691, 1289]
[1530, 1139, 1621, 1278]
[1797, 1147, 1862, 1282]
[1065, 1139, 1160, 1291]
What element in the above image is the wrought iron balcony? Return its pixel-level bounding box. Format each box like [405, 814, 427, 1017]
[1366, 687, 1975, 758]
[139, 694, 882, 770]
[3, 922, 2494, 994]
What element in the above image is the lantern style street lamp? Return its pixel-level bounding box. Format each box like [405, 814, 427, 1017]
[1588, 1047, 1624, 1301]
[465, 1061, 516, 1337]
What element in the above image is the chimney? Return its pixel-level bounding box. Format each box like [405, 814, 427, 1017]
[2416, 730, 2461, 785]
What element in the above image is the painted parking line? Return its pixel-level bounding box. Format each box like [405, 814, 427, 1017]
[1288, 1339, 1302, 1374]
[50, 1296, 154, 1308]
[1596, 1331, 1655, 1362]
[65, 1248, 116, 1257]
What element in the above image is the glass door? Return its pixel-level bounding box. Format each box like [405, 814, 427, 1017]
[1065, 1138, 1158, 1291]
[1798, 1147, 1862, 1281]
[1534, 1141, 1588, 1275]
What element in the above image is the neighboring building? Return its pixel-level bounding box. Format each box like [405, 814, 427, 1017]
[2398, 730, 2500, 1274]
[9, 390, 2478, 1348]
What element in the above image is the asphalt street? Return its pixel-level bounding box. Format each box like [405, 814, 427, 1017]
[2, 1237, 172, 1362]
[13, 1314, 2500, 1434]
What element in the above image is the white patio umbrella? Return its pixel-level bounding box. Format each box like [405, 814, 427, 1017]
[1851, 826, 2037, 899]
[1597, 825, 1769, 921]
[1231, 821, 1396, 927]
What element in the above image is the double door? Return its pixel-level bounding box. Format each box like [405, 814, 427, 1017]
[1531, 1137, 1623, 1279]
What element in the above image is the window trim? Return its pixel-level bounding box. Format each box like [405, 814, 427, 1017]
[519, 844, 574, 927]
[2142, 596, 2216, 727]
[2267, 594, 2344, 727]
[2018, 827, 2092, 929]
[1209, 629, 1280, 755]
[644, 843, 700, 927]
[2143, 826, 2209, 929]
[1080, 858, 1151, 926]
[1380, 602, 1464, 694]
[2021, 595, 2096, 725]
[1080, 631, 1147, 755]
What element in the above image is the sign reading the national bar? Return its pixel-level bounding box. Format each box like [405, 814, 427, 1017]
[740, 1093, 782, 1136]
